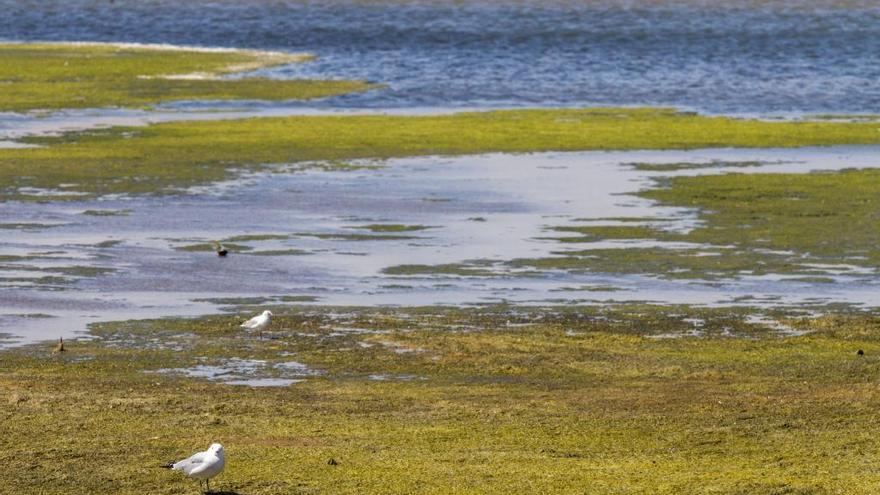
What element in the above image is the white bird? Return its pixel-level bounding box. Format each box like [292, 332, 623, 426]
[240, 310, 272, 338]
[163, 443, 225, 493]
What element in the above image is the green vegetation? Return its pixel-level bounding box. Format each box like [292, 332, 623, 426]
[94, 240, 124, 248]
[625, 160, 769, 172]
[352, 224, 434, 233]
[246, 249, 312, 257]
[0, 222, 63, 229]
[508, 168, 880, 280]
[547, 225, 663, 242]
[297, 232, 419, 241]
[171, 235, 313, 256]
[2, 306, 880, 493]
[175, 242, 252, 252]
[383, 262, 501, 277]
[7, 108, 880, 200]
[551, 284, 624, 292]
[640, 169, 880, 263]
[224, 234, 291, 242]
[0, 262, 115, 278]
[0, 43, 375, 111]
[511, 247, 810, 280]
[81, 209, 132, 216]
[193, 295, 319, 306]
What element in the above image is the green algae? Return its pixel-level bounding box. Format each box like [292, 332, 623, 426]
[224, 234, 291, 242]
[193, 295, 319, 306]
[48, 266, 116, 277]
[383, 262, 501, 277]
[510, 247, 807, 280]
[81, 209, 132, 216]
[547, 225, 664, 242]
[2, 306, 880, 493]
[7, 108, 880, 200]
[352, 224, 434, 233]
[175, 242, 252, 252]
[0, 43, 376, 111]
[639, 168, 880, 263]
[507, 167, 880, 280]
[625, 160, 770, 171]
[0, 263, 116, 278]
[246, 249, 312, 256]
[94, 240, 124, 248]
[551, 285, 625, 292]
[297, 232, 419, 241]
[0, 223, 63, 230]
[170, 235, 311, 256]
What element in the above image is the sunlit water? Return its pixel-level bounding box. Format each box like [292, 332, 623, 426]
[3, 147, 880, 346]
[4, 1, 880, 347]
[2, 0, 880, 114]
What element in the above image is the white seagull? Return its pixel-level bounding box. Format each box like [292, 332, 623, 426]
[163, 443, 225, 493]
[240, 310, 272, 338]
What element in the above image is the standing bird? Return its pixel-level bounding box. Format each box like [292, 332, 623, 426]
[162, 443, 225, 494]
[240, 310, 272, 339]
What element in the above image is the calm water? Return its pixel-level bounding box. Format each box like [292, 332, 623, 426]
[4, 148, 880, 347]
[2, 0, 880, 114]
[4, 1, 880, 346]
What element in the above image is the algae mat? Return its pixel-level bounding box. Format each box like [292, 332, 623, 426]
[0, 42, 375, 112]
[1, 307, 878, 494]
[7, 108, 880, 199]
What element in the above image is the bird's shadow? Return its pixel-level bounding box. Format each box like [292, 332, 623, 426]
[206, 491, 243, 495]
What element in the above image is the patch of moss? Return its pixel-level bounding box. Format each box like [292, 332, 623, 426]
[787, 276, 837, 284]
[625, 160, 769, 172]
[383, 263, 501, 277]
[640, 169, 880, 264]
[297, 232, 419, 241]
[0, 43, 376, 111]
[7, 108, 880, 200]
[277, 295, 319, 303]
[94, 240, 124, 248]
[551, 285, 625, 292]
[246, 249, 311, 256]
[509, 247, 823, 280]
[175, 242, 252, 252]
[547, 225, 663, 242]
[48, 266, 116, 277]
[223, 234, 291, 242]
[81, 209, 131, 217]
[193, 295, 319, 307]
[3, 306, 880, 493]
[0, 223, 63, 230]
[519, 167, 880, 280]
[351, 224, 434, 233]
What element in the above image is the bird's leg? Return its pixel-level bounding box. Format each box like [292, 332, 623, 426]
[206, 478, 210, 493]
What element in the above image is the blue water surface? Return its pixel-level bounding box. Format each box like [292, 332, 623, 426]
[2, 0, 880, 114]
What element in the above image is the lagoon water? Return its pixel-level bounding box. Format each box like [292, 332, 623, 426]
[4, 1, 880, 345]
[4, 148, 880, 346]
[2, 0, 880, 114]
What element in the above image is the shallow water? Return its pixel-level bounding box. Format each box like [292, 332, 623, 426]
[3, 147, 880, 347]
[3, 0, 880, 114]
[152, 358, 319, 387]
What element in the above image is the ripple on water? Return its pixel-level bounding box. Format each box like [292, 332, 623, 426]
[2, 1, 880, 114]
